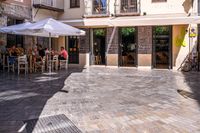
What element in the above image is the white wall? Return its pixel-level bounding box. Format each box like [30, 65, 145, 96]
[58, 0, 85, 20]
[140, 0, 198, 15]
[59, 0, 198, 20]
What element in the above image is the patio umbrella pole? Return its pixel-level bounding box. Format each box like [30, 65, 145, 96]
[49, 33, 52, 74]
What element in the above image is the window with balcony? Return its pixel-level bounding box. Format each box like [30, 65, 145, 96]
[121, 0, 137, 13]
[93, 0, 107, 14]
[70, 0, 80, 8]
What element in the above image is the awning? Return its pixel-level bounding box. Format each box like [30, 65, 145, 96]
[61, 15, 200, 27]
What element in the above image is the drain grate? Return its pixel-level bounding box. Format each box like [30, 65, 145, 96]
[24, 114, 82, 133]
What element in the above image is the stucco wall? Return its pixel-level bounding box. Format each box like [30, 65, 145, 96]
[32, 8, 59, 21]
[58, 0, 85, 20]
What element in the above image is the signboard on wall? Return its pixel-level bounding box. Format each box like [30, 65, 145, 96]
[189, 27, 197, 38]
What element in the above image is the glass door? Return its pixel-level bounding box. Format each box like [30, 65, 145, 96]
[153, 26, 172, 69]
[68, 36, 79, 64]
[93, 28, 106, 65]
[119, 27, 137, 67]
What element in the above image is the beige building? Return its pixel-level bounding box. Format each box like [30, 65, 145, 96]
[32, 0, 200, 69]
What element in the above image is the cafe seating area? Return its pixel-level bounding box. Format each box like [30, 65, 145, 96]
[0, 47, 68, 74]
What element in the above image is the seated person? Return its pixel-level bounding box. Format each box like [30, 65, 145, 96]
[33, 47, 42, 63]
[58, 47, 68, 60]
[9, 45, 18, 56]
[38, 45, 45, 58]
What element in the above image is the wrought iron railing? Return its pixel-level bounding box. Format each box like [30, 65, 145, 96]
[120, 0, 138, 13]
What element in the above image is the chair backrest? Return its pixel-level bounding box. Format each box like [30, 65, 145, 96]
[53, 55, 58, 61]
[42, 56, 46, 64]
[18, 55, 27, 64]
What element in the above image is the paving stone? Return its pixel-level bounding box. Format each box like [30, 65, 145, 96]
[0, 67, 200, 132]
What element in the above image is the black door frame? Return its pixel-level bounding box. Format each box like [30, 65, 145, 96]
[152, 25, 173, 69]
[118, 27, 138, 67]
[68, 36, 80, 64]
[92, 28, 107, 66]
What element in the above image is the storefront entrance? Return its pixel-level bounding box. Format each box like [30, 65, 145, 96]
[119, 27, 137, 67]
[92, 28, 106, 65]
[68, 36, 79, 64]
[152, 26, 172, 69]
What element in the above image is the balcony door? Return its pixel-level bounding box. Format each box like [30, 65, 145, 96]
[121, 0, 137, 13]
[93, 0, 107, 14]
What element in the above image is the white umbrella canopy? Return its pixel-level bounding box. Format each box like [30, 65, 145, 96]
[0, 18, 85, 37]
[15, 18, 85, 37]
[0, 22, 32, 35]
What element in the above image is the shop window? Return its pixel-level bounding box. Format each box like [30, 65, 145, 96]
[70, 0, 80, 8]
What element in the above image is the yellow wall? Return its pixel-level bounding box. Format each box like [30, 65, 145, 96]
[172, 24, 198, 69]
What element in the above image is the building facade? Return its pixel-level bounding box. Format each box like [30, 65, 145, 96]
[0, 0, 31, 48]
[31, 0, 200, 69]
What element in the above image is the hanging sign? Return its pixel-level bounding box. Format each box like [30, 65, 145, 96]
[189, 27, 197, 38]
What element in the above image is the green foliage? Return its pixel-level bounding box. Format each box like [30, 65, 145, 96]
[121, 28, 135, 36]
[94, 29, 105, 36]
[155, 26, 169, 35]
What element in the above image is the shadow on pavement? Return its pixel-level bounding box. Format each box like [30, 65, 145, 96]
[0, 68, 84, 133]
[180, 71, 200, 105]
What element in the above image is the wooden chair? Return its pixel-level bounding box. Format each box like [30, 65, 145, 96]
[18, 55, 28, 75]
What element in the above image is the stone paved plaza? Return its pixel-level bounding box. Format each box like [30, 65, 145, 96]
[0, 67, 200, 133]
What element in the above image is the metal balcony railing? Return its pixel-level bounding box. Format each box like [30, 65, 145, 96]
[116, 0, 140, 15]
[120, 0, 138, 13]
[33, 0, 64, 12]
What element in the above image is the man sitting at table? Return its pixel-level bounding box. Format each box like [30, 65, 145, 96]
[58, 46, 68, 60]
[38, 45, 45, 58]
[9, 45, 18, 56]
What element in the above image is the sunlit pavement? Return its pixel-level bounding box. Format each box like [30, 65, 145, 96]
[0, 67, 200, 133]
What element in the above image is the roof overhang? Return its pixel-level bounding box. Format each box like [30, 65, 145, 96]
[60, 15, 200, 27]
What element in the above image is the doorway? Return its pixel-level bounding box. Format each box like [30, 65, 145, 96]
[68, 36, 79, 64]
[7, 18, 24, 48]
[152, 26, 172, 69]
[119, 27, 137, 67]
[93, 28, 106, 65]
